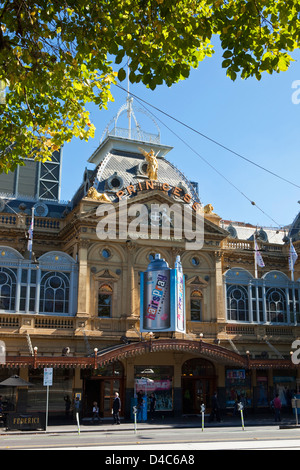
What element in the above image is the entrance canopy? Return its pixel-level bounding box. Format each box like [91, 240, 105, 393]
[0, 339, 292, 370]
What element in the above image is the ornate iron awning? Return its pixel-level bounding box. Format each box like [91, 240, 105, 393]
[0, 339, 295, 370]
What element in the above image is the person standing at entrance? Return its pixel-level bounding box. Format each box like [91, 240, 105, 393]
[209, 392, 221, 422]
[74, 396, 81, 421]
[64, 395, 71, 419]
[149, 393, 156, 420]
[92, 401, 101, 424]
[137, 390, 145, 422]
[113, 392, 121, 424]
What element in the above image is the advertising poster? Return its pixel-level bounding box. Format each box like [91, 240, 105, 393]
[135, 378, 173, 412]
[140, 254, 186, 333]
[142, 268, 171, 331]
[175, 263, 185, 333]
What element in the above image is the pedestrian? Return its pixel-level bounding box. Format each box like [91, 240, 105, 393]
[233, 395, 240, 416]
[137, 390, 145, 422]
[240, 394, 248, 418]
[92, 401, 101, 424]
[74, 395, 81, 421]
[149, 393, 156, 420]
[113, 392, 121, 424]
[273, 393, 282, 422]
[64, 395, 71, 418]
[209, 392, 221, 422]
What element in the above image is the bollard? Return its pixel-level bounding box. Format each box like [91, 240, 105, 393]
[238, 402, 245, 431]
[76, 411, 80, 435]
[133, 406, 137, 434]
[201, 404, 205, 432]
[291, 398, 300, 426]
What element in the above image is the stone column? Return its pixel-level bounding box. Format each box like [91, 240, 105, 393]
[215, 251, 225, 321]
[77, 240, 90, 316]
[126, 241, 137, 317]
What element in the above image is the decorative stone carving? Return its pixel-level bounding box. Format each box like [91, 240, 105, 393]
[85, 187, 111, 202]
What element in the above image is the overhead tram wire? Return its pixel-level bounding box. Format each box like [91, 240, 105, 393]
[144, 102, 282, 228]
[115, 84, 283, 228]
[115, 83, 300, 191]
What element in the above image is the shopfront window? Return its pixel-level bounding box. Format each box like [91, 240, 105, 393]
[273, 373, 296, 407]
[134, 366, 173, 412]
[255, 372, 269, 407]
[28, 368, 74, 414]
[225, 369, 251, 408]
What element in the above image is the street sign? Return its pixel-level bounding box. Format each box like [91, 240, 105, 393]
[43, 368, 53, 386]
[43, 368, 53, 432]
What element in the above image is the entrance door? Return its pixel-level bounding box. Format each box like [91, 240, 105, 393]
[182, 377, 214, 413]
[84, 378, 122, 418]
[102, 379, 121, 417]
[182, 358, 216, 414]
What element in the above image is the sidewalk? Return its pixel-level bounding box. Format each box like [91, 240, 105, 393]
[0, 412, 298, 435]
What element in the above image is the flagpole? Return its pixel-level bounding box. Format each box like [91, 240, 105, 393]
[28, 207, 34, 262]
[254, 232, 258, 279]
[254, 229, 265, 277]
[290, 239, 295, 281]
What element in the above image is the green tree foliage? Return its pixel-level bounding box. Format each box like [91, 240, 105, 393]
[0, 0, 299, 171]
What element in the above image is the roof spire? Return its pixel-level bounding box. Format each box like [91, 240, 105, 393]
[126, 61, 133, 139]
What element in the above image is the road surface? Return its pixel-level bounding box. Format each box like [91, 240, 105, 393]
[1, 425, 300, 451]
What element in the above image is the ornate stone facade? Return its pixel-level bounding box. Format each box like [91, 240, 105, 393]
[0, 100, 299, 420]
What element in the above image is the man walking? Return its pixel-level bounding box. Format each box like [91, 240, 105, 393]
[113, 392, 121, 424]
[209, 392, 221, 422]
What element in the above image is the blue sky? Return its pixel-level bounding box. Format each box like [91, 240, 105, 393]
[60, 44, 300, 231]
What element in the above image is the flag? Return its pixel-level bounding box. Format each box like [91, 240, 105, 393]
[27, 208, 34, 254]
[254, 239, 265, 268]
[289, 240, 298, 271]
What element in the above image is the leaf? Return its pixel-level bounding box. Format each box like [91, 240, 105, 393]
[223, 50, 233, 59]
[117, 68, 126, 82]
[0, 0, 298, 171]
[222, 59, 232, 68]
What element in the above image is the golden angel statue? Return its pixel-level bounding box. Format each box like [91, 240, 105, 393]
[139, 147, 159, 181]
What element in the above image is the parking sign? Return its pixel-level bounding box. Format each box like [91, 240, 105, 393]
[43, 368, 53, 386]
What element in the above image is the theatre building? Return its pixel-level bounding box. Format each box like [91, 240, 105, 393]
[0, 98, 299, 421]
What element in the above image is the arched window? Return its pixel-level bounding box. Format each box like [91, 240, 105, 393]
[98, 284, 112, 318]
[227, 285, 249, 322]
[40, 271, 70, 314]
[190, 290, 202, 322]
[0, 268, 17, 311]
[182, 358, 215, 377]
[266, 287, 287, 323]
